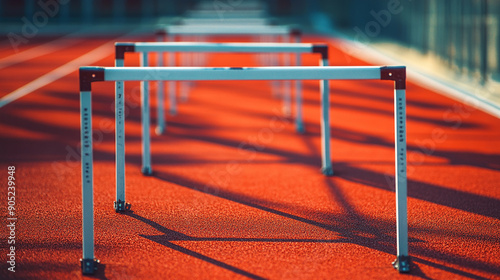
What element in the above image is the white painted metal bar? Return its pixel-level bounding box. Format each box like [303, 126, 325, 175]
[162, 25, 292, 35]
[166, 34, 177, 116]
[180, 18, 269, 25]
[140, 53, 152, 175]
[319, 59, 333, 175]
[80, 90, 94, 264]
[134, 42, 314, 53]
[114, 58, 126, 210]
[185, 10, 265, 19]
[394, 88, 409, 272]
[104, 66, 381, 82]
[155, 33, 166, 135]
[281, 34, 292, 117]
[294, 36, 304, 133]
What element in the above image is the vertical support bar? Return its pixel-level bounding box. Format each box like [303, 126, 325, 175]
[282, 34, 292, 117]
[320, 58, 333, 176]
[167, 34, 177, 115]
[140, 52, 153, 175]
[270, 35, 280, 99]
[180, 38, 190, 102]
[156, 45, 166, 134]
[114, 58, 127, 211]
[294, 36, 303, 133]
[392, 88, 410, 273]
[156, 32, 166, 134]
[80, 90, 98, 274]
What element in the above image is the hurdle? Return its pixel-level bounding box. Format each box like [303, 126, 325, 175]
[156, 25, 301, 117]
[79, 65, 409, 274]
[115, 42, 327, 138]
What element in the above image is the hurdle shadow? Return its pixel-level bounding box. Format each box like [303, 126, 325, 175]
[124, 210, 267, 280]
[149, 170, 499, 279]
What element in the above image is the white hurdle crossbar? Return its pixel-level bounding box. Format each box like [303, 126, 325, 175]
[79, 65, 409, 274]
[156, 26, 301, 117]
[115, 41, 327, 135]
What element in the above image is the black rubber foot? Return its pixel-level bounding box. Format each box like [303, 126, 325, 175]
[392, 255, 411, 273]
[114, 200, 131, 212]
[141, 166, 153, 176]
[80, 258, 99, 275]
[321, 167, 334, 176]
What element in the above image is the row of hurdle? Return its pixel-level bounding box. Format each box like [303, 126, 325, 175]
[78, 11, 410, 276]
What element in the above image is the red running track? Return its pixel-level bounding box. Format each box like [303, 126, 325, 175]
[0, 33, 499, 280]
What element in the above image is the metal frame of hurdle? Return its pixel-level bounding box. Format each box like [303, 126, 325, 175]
[78, 65, 409, 274]
[115, 42, 329, 187]
[155, 25, 302, 118]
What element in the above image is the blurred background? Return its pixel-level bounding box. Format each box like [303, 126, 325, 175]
[1, 0, 498, 92]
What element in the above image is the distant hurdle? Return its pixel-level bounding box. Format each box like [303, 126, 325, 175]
[155, 25, 302, 117]
[78, 65, 409, 274]
[115, 41, 328, 137]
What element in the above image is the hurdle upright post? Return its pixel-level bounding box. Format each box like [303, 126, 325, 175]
[140, 52, 153, 175]
[293, 29, 304, 133]
[319, 55, 333, 176]
[167, 33, 177, 116]
[79, 67, 104, 274]
[156, 32, 166, 135]
[281, 33, 292, 117]
[381, 66, 410, 273]
[114, 43, 134, 211]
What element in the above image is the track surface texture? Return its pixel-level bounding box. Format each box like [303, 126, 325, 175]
[0, 33, 499, 280]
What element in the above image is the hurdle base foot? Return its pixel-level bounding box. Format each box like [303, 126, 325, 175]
[321, 167, 334, 176]
[392, 255, 411, 273]
[114, 200, 131, 212]
[141, 166, 153, 176]
[80, 258, 99, 275]
[155, 126, 166, 135]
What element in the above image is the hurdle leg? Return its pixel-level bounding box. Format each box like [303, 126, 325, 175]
[114, 57, 129, 211]
[320, 58, 333, 176]
[156, 51, 166, 135]
[294, 48, 303, 133]
[392, 88, 410, 272]
[281, 34, 292, 117]
[140, 52, 153, 175]
[168, 34, 177, 116]
[80, 90, 99, 274]
[180, 44, 190, 102]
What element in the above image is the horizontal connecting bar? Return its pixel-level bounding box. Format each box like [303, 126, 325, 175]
[159, 25, 293, 35]
[82, 66, 393, 83]
[126, 42, 316, 53]
[180, 18, 270, 25]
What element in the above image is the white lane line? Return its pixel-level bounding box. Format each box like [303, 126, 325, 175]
[0, 40, 114, 108]
[0, 29, 145, 109]
[0, 34, 83, 69]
